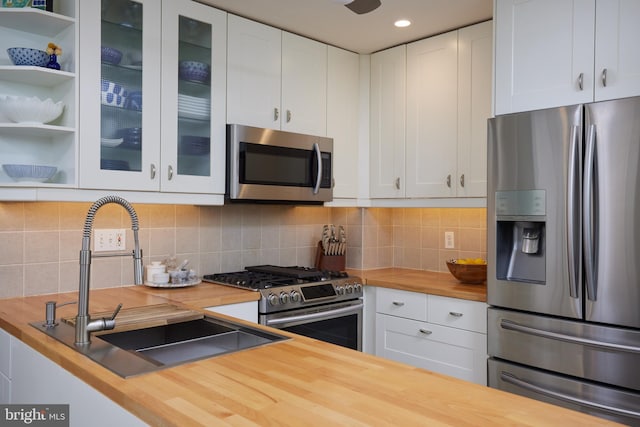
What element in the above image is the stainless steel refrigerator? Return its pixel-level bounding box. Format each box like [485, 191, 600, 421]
[487, 96, 640, 425]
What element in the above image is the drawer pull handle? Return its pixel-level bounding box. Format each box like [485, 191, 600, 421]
[419, 328, 432, 335]
[449, 311, 463, 317]
[392, 301, 405, 307]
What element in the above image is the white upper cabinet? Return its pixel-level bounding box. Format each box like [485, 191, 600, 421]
[405, 31, 458, 198]
[594, 0, 640, 101]
[226, 15, 281, 130]
[281, 32, 327, 136]
[327, 46, 360, 199]
[495, 0, 640, 115]
[79, 0, 226, 194]
[369, 45, 406, 198]
[456, 21, 493, 198]
[371, 21, 492, 200]
[227, 15, 328, 136]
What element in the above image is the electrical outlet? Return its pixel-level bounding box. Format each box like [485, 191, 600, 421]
[444, 231, 455, 249]
[94, 229, 126, 252]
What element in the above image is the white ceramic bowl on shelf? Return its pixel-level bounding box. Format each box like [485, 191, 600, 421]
[0, 95, 64, 124]
[2, 164, 57, 182]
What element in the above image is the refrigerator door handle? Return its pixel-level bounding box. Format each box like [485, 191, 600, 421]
[500, 371, 640, 419]
[566, 125, 581, 298]
[500, 319, 640, 353]
[583, 124, 598, 301]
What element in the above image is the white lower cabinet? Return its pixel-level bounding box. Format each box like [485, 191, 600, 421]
[8, 332, 145, 426]
[206, 301, 258, 323]
[374, 287, 487, 385]
[0, 328, 10, 404]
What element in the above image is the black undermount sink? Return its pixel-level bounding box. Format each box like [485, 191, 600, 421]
[32, 315, 289, 378]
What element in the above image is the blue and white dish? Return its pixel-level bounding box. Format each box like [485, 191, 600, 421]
[101, 159, 130, 171]
[2, 164, 57, 182]
[178, 61, 210, 83]
[6, 47, 49, 67]
[101, 79, 128, 108]
[101, 46, 123, 65]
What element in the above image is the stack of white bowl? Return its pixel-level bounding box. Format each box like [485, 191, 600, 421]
[177, 94, 210, 120]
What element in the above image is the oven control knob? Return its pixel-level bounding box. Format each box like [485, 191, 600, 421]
[268, 293, 279, 306]
[290, 290, 301, 302]
[335, 285, 345, 295]
[346, 284, 354, 294]
[279, 292, 290, 304]
[354, 283, 363, 292]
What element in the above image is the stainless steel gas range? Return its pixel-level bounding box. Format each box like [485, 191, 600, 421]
[203, 265, 364, 351]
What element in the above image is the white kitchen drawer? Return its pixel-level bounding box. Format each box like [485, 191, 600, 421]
[428, 295, 487, 334]
[375, 287, 427, 321]
[0, 329, 10, 379]
[375, 313, 487, 385]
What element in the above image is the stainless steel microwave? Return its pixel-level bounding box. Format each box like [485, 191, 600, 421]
[226, 124, 333, 203]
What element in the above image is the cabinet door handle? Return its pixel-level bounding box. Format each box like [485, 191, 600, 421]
[274, 107, 279, 121]
[601, 68, 607, 87]
[577, 72, 584, 91]
[150, 163, 156, 179]
[394, 177, 400, 190]
[449, 311, 463, 317]
[446, 174, 452, 188]
[419, 328, 432, 335]
[459, 174, 465, 188]
[392, 301, 405, 306]
[168, 165, 173, 181]
[286, 109, 292, 123]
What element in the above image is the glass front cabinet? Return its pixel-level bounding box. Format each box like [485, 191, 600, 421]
[79, 0, 226, 194]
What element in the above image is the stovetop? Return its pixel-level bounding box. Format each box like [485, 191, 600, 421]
[202, 265, 349, 291]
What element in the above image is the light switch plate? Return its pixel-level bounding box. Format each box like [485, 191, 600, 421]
[94, 229, 126, 252]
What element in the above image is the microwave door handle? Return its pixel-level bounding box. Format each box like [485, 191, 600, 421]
[312, 142, 322, 194]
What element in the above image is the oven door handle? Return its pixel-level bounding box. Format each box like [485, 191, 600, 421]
[265, 302, 363, 327]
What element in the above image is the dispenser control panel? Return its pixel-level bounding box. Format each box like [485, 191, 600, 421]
[495, 190, 546, 216]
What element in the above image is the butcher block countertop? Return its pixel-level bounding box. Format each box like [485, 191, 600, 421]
[350, 268, 487, 302]
[0, 282, 616, 426]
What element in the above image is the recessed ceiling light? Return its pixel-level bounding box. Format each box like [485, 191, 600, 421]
[394, 19, 411, 28]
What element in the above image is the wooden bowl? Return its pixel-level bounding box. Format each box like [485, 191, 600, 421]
[446, 259, 487, 284]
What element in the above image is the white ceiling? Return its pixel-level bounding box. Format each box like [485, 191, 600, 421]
[196, 0, 493, 54]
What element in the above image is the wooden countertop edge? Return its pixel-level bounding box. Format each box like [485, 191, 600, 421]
[349, 268, 487, 302]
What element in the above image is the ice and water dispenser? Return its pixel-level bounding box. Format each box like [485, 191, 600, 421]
[495, 190, 546, 284]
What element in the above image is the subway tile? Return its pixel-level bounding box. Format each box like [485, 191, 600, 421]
[25, 202, 59, 231]
[176, 205, 199, 227]
[25, 231, 59, 263]
[0, 232, 23, 265]
[0, 265, 23, 298]
[25, 262, 59, 296]
[0, 202, 24, 231]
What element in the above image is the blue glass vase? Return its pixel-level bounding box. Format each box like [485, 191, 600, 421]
[46, 54, 60, 70]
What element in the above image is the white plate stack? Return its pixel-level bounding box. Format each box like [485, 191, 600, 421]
[178, 94, 210, 120]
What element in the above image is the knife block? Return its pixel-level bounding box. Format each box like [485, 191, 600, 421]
[314, 241, 346, 271]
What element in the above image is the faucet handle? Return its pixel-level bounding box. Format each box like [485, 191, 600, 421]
[44, 300, 77, 328]
[109, 303, 123, 321]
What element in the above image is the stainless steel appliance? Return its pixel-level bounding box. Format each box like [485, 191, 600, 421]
[226, 124, 333, 203]
[487, 97, 640, 425]
[203, 265, 363, 350]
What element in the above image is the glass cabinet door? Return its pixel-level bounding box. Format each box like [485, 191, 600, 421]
[79, 0, 162, 191]
[160, 1, 226, 193]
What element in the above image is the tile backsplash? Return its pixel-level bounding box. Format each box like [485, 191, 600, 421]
[0, 202, 486, 298]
